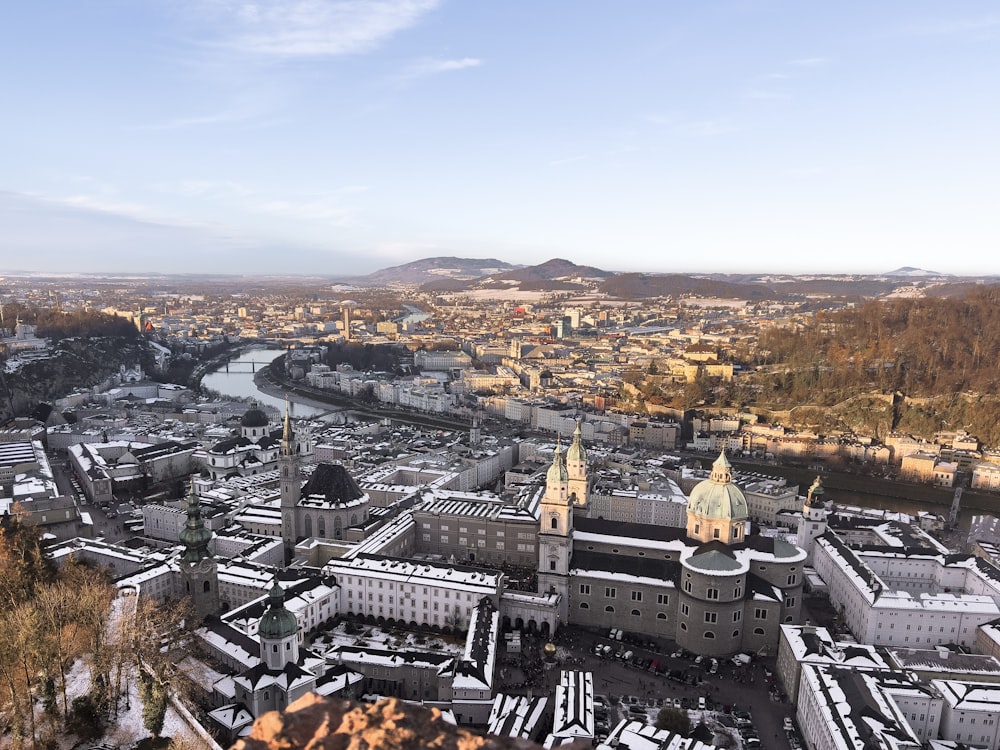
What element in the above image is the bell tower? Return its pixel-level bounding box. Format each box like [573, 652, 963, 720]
[566, 421, 589, 509]
[179, 481, 219, 620]
[537, 441, 573, 622]
[279, 400, 301, 558]
[797, 476, 829, 564]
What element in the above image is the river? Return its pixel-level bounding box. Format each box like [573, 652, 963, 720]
[200, 348, 327, 418]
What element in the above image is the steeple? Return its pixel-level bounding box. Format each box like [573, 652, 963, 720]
[180, 481, 212, 564]
[281, 398, 295, 455]
[178, 480, 220, 619]
[566, 421, 589, 507]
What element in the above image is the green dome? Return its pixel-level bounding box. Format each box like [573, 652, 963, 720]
[259, 581, 298, 640]
[547, 442, 568, 484]
[687, 452, 748, 521]
[566, 422, 586, 462]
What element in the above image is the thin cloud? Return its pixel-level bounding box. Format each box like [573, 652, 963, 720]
[400, 56, 482, 79]
[548, 155, 588, 167]
[197, 0, 442, 58]
[790, 57, 831, 67]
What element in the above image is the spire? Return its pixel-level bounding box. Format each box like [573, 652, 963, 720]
[546, 438, 568, 484]
[566, 420, 586, 463]
[180, 480, 212, 564]
[807, 476, 825, 506]
[282, 398, 295, 453]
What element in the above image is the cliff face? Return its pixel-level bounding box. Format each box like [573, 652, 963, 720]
[232, 694, 556, 750]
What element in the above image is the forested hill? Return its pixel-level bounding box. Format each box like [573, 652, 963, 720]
[756, 285, 1000, 397]
[744, 285, 1000, 446]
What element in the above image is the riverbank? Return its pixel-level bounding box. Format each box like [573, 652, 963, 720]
[730, 457, 1000, 520]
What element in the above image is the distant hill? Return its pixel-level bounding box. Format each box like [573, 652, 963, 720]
[885, 266, 942, 277]
[599, 273, 781, 300]
[359, 257, 520, 286]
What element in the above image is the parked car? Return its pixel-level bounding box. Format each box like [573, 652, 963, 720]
[783, 717, 795, 732]
[698, 696, 706, 711]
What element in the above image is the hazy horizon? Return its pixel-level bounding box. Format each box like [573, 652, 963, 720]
[3, 2, 998, 276]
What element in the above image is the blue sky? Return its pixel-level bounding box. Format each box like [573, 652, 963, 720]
[2, 1, 999, 277]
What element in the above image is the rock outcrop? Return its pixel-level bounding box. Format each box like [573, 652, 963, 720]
[231, 694, 552, 750]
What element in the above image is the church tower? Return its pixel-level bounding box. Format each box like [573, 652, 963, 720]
[279, 401, 301, 558]
[179, 481, 219, 620]
[259, 579, 300, 670]
[796, 476, 829, 564]
[566, 421, 589, 509]
[537, 441, 573, 623]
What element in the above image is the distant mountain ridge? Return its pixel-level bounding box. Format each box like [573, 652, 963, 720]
[359, 257, 520, 285]
[351, 257, 990, 300]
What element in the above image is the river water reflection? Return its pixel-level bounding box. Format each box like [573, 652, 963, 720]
[200, 348, 325, 418]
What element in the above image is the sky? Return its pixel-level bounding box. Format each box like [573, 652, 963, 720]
[2, 1, 999, 277]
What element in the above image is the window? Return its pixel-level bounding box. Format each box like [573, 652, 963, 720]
[605, 605, 615, 613]
[680, 623, 687, 631]
[441, 535, 448, 543]
[754, 608, 767, 620]
[580, 584, 591, 595]
[631, 591, 642, 602]
[734, 586, 742, 598]
[705, 612, 718, 623]
[732, 630, 740, 638]
[684, 580, 693, 593]
[631, 609, 641, 616]
[753, 627, 765, 635]
[551, 517, 558, 529]
[681, 603, 690, 616]
[787, 574, 797, 585]
[784, 596, 796, 608]
[733, 611, 742, 622]
[580, 602, 589, 609]
[707, 588, 719, 600]
[605, 587, 617, 599]
[713, 528, 720, 539]
[704, 631, 715, 639]
[549, 561, 556, 571]
[657, 612, 667, 620]
[657, 594, 669, 605]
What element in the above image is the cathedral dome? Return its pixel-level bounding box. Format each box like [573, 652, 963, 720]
[240, 403, 270, 428]
[259, 581, 298, 640]
[687, 452, 748, 521]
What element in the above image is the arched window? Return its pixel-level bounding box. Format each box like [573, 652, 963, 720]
[680, 623, 687, 631]
[304, 514, 312, 537]
[754, 627, 765, 635]
[704, 631, 716, 639]
[203, 581, 211, 592]
[605, 606, 615, 613]
[551, 517, 558, 529]
[733, 630, 740, 637]
[580, 602, 589, 609]
[656, 612, 667, 620]
[631, 609, 641, 617]
[318, 516, 326, 537]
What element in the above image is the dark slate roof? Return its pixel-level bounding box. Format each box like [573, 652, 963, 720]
[300, 463, 365, 505]
[571, 550, 680, 584]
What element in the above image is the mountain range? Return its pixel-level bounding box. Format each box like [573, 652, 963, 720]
[353, 257, 991, 301]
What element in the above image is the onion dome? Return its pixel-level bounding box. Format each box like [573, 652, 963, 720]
[687, 451, 748, 521]
[240, 402, 270, 428]
[566, 422, 586, 463]
[259, 580, 298, 640]
[180, 483, 213, 564]
[547, 440, 568, 484]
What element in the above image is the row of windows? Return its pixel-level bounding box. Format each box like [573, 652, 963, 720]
[578, 602, 668, 620]
[577, 585, 670, 606]
[677, 624, 766, 637]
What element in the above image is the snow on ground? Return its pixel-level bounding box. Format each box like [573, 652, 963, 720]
[46, 653, 206, 750]
[309, 622, 466, 658]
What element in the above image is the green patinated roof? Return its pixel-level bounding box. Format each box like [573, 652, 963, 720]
[259, 580, 298, 640]
[687, 451, 749, 521]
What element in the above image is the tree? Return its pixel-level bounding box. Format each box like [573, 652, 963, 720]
[139, 671, 168, 739]
[655, 706, 691, 735]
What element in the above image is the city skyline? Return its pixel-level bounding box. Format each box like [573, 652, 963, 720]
[3, 1, 999, 276]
